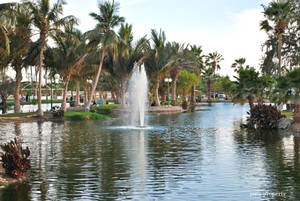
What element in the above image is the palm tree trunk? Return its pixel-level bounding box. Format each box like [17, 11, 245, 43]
[213, 85, 216, 100]
[191, 85, 196, 104]
[37, 41, 45, 117]
[161, 87, 167, 104]
[14, 66, 22, 113]
[207, 80, 211, 103]
[154, 76, 161, 106]
[294, 104, 300, 123]
[120, 81, 127, 108]
[62, 54, 87, 111]
[86, 47, 106, 111]
[278, 34, 282, 77]
[61, 75, 71, 112]
[75, 81, 80, 106]
[83, 81, 88, 107]
[45, 68, 48, 102]
[248, 95, 254, 109]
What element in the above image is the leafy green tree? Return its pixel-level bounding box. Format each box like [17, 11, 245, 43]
[276, 68, 300, 123]
[215, 76, 234, 98]
[86, 0, 125, 111]
[177, 70, 199, 100]
[260, 0, 293, 76]
[0, 74, 14, 114]
[29, 0, 75, 116]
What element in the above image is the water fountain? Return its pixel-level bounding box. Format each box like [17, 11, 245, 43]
[127, 64, 148, 127]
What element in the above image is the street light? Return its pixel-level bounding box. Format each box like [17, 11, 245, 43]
[164, 78, 172, 106]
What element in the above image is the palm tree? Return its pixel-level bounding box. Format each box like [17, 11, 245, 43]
[47, 25, 88, 111]
[86, 0, 125, 111]
[205, 51, 223, 101]
[260, 0, 293, 76]
[232, 67, 262, 109]
[144, 29, 168, 106]
[231, 58, 247, 72]
[1, 3, 32, 113]
[29, 0, 75, 116]
[202, 67, 215, 102]
[190, 45, 204, 103]
[0, 3, 15, 60]
[107, 23, 148, 107]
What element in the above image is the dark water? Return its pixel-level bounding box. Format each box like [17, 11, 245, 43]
[0, 103, 299, 201]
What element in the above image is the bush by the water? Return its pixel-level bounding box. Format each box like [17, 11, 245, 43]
[90, 104, 119, 114]
[1, 138, 30, 179]
[246, 104, 284, 129]
[64, 111, 106, 120]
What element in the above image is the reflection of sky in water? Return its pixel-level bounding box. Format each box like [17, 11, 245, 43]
[0, 103, 299, 201]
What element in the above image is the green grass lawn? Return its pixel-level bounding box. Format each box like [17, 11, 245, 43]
[282, 111, 293, 119]
[64, 111, 107, 120]
[6, 99, 71, 106]
[0, 112, 36, 117]
[90, 104, 120, 114]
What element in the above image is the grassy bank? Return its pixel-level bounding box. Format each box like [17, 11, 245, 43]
[1, 111, 107, 121]
[282, 111, 293, 119]
[64, 111, 107, 120]
[90, 104, 120, 114]
[0, 112, 36, 118]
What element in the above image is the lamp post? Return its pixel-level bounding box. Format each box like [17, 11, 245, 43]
[164, 78, 172, 106]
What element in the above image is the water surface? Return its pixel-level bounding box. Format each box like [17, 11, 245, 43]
[0, 103, 299, 201]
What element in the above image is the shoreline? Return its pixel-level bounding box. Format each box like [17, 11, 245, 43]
[0, 162, 26, 189]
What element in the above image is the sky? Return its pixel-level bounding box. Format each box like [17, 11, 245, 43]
[1, 0, 271, 78]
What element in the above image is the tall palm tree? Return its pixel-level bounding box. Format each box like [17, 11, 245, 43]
[190, 45, 204, 103]
[162, 42, 192, 105]
[205, 51, 223, 101]
[260, 0, 293, 76]
[144, 29, 168, 106]
[47, 25, 88, 111]
[107, 23, 148, 107]
[3, 3, 32, 113]
[231, 58, 247, 72]
[29, 0, 75, 116]
[86, 0, 125, 111]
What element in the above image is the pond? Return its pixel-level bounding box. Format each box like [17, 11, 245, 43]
[0, 103, 299, 200]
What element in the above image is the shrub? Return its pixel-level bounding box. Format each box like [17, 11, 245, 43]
[52, 106, 64, 118]
[182, 99, 188, 110]
[91, 104, 120, 115]
[1, 138, 30, 179]
[64, 111, 106, 120]
[246, 104, 284, 129]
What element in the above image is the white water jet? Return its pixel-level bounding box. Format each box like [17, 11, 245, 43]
[127, 64, 148, 127]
